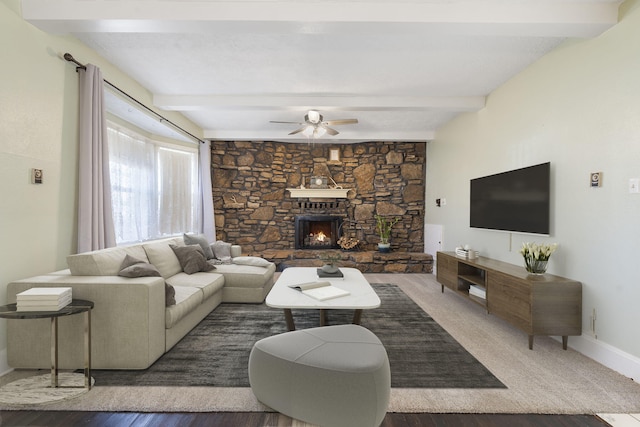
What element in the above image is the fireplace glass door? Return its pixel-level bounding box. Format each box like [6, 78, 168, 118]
[295, 215, 343, 249]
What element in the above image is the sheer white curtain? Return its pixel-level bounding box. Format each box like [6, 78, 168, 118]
[77, 64, 116, 252]
[108, 123, 200, 244]
[108, 127, 157, 243]
[158, 146, 200, 235]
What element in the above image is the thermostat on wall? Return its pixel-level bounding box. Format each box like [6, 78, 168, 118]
[590, 172, 602, 187]
[32, 168, 43, 184]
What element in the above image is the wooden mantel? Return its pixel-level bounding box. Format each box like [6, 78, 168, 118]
[287, 188, 351, 198]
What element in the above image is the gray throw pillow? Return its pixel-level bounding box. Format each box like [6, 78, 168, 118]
[170, 244, 216, 275]
[165, 283, 176, 306]
[183, 233, 214, 259]
[117, 255, 174, 306]
[118, 254, 161, 278]
[211, 240, 232, 261]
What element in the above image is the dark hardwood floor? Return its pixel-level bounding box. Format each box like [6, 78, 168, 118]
[0, 411, 612, 426]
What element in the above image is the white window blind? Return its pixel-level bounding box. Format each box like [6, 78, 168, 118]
[107, 123, 200, 244]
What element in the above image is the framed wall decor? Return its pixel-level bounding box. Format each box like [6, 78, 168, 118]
[329, 147, 341, 162]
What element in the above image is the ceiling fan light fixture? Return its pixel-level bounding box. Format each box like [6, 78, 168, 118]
[302, 125, 315, 137]
[307, 110, 321, 124]
[270, 110, 356, 137]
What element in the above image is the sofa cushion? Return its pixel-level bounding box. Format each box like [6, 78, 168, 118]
[165, 285, 203, 329]
[230, 245, 242, 258]
[166, 272, 225, 300]
[210, 263, 276, 289]
[170, 244, 216, 275]
[183, 233, 214, 259]
[118, 254, 162, 278]
[143, 238, 183, 278]
[67, 245, 149, 276]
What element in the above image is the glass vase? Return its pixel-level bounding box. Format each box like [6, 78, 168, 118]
[524, 258, 548, 275]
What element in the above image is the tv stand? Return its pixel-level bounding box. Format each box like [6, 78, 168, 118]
[436, 251, 582, 350]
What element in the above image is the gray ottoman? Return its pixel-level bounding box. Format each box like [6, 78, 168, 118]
[248, 324, 390, 427]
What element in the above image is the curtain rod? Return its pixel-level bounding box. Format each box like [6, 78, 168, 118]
[63, 53, 205, 145]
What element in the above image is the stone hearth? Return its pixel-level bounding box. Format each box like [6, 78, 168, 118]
[254, 249, 433, 274]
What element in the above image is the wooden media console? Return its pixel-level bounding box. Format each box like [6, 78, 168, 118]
[436, 251, 582, 350]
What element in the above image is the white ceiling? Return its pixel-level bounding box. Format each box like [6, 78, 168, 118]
[22, 0, 621, 144]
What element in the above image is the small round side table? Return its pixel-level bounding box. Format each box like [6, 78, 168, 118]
[0, 299, 94, 389]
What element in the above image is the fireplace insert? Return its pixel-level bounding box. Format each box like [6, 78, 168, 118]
[295, 215, 343, 249]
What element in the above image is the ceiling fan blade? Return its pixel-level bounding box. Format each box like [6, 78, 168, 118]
[324, 126, 339, 136]
[288, 126, 307, 135]
[323, 118, 358, 126]
[273, 112, 357, 137]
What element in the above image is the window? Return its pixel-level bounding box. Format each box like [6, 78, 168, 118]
[107, 123, 200, 244]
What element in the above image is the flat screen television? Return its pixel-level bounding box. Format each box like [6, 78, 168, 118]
[470, 162, 550, 235]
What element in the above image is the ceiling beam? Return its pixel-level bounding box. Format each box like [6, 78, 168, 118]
[22, 1, 619, 38]
[202, 129, 435, 142]
[154, 95, 486, 112]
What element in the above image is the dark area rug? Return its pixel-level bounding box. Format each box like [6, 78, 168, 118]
[90, 283, 505, 389]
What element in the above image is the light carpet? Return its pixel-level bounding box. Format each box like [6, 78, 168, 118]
[1, 274, 639, 414]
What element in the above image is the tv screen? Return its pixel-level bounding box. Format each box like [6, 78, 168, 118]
[470, 162, 550, 235]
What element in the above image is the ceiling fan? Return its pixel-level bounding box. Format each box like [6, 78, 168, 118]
[270, 110, 358, 137]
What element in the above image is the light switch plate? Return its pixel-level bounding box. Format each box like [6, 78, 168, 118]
[629, 178, 639, 194]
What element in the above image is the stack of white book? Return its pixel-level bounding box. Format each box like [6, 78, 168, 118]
[455, 248, 479, 259]
[468, 284, 486, 300]
[17, 287, 72, 311]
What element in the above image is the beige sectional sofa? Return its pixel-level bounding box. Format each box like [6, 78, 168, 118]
[6, 236, 275, 370]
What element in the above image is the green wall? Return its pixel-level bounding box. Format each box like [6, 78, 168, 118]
[426, 0, 640, 373]
[0, 0, 201, 372]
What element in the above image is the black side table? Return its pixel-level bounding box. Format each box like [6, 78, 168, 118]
[0, 299, 94, 389]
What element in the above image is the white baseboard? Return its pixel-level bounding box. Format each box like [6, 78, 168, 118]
[564, 334, 640, 381]
[0, 348, 12, 377]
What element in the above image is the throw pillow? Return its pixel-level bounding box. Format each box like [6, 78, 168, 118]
[118, 254, 161, 278]
[211, 240, 232, 261]
[232, 256, 273, 268]
[170, 244, 216, 275]
[166, 282, 176, 306]
[119, 254, 144, 270]
[183, 233, 214, 259]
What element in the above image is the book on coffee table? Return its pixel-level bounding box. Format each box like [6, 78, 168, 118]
[289, 281, 350, 301]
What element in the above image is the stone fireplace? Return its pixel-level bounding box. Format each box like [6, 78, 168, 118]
[295, 215, 343, 249]
[211, 140, 426, 254]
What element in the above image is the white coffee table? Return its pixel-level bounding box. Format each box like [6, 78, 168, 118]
[266, 267, 381, 331]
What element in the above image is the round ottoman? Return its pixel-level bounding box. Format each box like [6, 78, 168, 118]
[248, 324, 390, 427]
